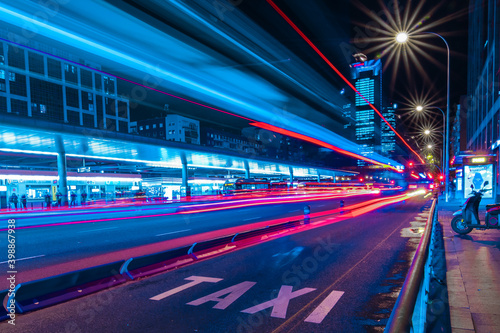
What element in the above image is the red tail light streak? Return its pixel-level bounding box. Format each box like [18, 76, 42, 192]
[265, 0, 424, 164]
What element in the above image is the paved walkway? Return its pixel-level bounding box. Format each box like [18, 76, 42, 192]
[437, 198, 500, 333]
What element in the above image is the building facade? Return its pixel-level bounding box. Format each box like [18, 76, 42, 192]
[381, 105, 396, 157]
[349, 58, 383, 165]
[0, 38, 130, 132]
[202, 127, 260, 155]
[130, 114, 200, 144]
[467, 0, 499, 152]
[466, 0, 499, 198]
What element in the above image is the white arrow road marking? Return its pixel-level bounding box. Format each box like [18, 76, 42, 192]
[241, 285, 316, 319]
[150, 276, 222, 301]
[304, 290, 344, 323]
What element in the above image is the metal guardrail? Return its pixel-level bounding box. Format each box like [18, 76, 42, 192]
[385, 198, 438, 332]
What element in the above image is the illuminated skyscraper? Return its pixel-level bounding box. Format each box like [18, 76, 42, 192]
[350, 57, 383, 165]
[381, 105, 396, 156]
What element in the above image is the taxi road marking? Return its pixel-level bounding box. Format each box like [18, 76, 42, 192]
[150, 275, 344, 324]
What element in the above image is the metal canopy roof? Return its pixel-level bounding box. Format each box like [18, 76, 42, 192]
[0, 118, 357, 178]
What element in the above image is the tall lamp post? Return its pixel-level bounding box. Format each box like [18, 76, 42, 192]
[397, 32, 450, 202]
[417, 105, 446, 176]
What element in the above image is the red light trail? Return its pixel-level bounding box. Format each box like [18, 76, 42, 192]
[265, 0, 425, 164]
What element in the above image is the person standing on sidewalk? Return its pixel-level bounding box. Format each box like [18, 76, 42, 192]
[81, 191, 87, 206]
[45, 192, 51, 209]
[10, 193, 18, 210]
[70, 192, 77, 207]
[20, 194, 27, 210]
[56, 190, 62, 207]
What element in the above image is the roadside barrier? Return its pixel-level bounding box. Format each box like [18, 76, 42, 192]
[122, 245, 193, 280]
[10, 260, 126, 313]
[385, 199, 439, 332]
[188, 235, 236, 260]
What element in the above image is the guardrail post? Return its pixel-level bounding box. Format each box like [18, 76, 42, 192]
[304, 205, 310, 224]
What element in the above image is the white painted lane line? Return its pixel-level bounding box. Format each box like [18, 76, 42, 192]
[155, 229, 191, 237]
[305, 290, 344, 323]
[0, 254, 45, 264]
[243, 217, 262, 221]
[318, 204, 327, 207]
[78, 227, 118, 233]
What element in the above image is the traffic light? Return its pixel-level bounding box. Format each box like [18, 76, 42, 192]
[439, 175, 444, 180]
[409, 162, 414, 167]
[359, 177, 364, 182]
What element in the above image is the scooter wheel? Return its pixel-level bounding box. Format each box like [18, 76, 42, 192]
[451, 215, 473, 235]
[486, 215, 498, 226]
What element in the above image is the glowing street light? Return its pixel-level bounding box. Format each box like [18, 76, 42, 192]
[396, 32, 409, 44]
[427, 144, 433, 149]
[424, 129, 431, 135]
[397, 27, 451, 202]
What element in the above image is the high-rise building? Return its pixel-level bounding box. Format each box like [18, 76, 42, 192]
[350, 57, 383, 165]
[467, 0, 499, 199]
[381, 105, 396, 157]
[467, 0, 499, 153]
[0, 37, 130, 132]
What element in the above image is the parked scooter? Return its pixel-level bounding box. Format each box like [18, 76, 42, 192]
[451, 181, 500, 234]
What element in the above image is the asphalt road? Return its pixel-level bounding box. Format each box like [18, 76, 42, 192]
[3, 195, 432, 332]
[0, 192, 378, 283]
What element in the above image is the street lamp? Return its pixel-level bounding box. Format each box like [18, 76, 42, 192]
[397, 31, 451, 202]
[417, 105, 446, 180]
[396, 32, 409, 43]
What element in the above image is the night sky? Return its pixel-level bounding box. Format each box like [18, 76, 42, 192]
[238, 0, 470, 154]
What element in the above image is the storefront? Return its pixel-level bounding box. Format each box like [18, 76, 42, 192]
[0, 170, 142, 208]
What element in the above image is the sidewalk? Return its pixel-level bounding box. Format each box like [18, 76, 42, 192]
[437, 197, 500, 332]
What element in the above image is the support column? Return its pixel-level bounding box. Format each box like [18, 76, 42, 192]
[56, 136, 68, 206]
[181, 153, 190, 197]
[289, 166, 294, 188]
[332, 172, 336, 183]
[317, 174, 321, 182]
[244, 161, 250, 179]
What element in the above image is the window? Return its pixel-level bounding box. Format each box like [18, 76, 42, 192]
[80, 69, 93, 89]
[81, 91, 94, 111]
[139, 126, 143, 131]
[146, 125, 149, 129]
[159, 123, 163, 128]
[47, 58, 62, 79]
[28, 52, 44, 75]
[117, 100, 128, 119]
[153, 124, 156, 129]
[8, 45, 25, 69]
[9, 73, 26, 97]
[103, 76, 115, 95]
[30, 78, 64, 123]
[66, 87, 79, 108]
[105, 98, 116, 116]
[64, 64, 78, 84]
[11, 99, 28, 116]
